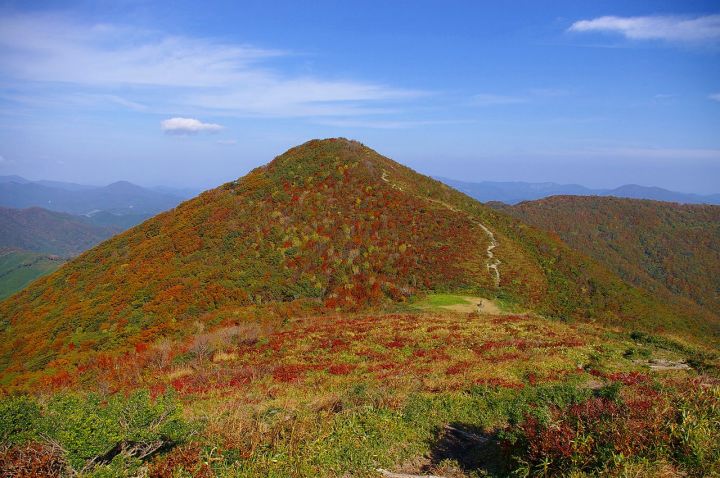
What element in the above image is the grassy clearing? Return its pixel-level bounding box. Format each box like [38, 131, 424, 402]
[409, 293, 475, 309]
[0, 250, 63, 300]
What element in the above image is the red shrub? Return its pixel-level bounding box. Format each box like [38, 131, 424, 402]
[504, 392, 675, 475]
[328, 363, 356, 375]
[445, 361, 471, 375]
[606, 371, 648, 385]
[0, 443, 66, 477]
[385, 339, 406, 348]
[149, 382, 167, 398]
[148, 442, 213, 478]
[272, 364, 310, 383]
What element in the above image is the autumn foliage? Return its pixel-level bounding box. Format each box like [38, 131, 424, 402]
[1, 138, 716, 390]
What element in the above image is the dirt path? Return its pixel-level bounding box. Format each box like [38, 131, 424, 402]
[422, 196, 502, 287]
[380, 169, 501, 286]
[441, 297, 501, 314]
[475, 223, 501, 287]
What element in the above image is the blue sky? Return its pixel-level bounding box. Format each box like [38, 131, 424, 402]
[1, 1, 719, 193]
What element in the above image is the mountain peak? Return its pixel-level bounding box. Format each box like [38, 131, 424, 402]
[2, 140, 717, 388]
[104, 180, 144, 191]
[265, 138, 383, 177]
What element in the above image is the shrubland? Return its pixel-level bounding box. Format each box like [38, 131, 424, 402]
[1, 307, 718, 477]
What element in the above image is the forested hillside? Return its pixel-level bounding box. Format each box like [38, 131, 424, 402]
[0, 207, 119, 256]
[2, 139, 717, 391]
[493, 196, 720, 321]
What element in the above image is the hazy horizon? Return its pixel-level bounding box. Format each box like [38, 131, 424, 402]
[4, 164, 720, 198]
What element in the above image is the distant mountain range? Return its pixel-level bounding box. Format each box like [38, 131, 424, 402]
[437, 177, 720, 205]
[0, 177, 196, 300]
[0, 175, 192, 216]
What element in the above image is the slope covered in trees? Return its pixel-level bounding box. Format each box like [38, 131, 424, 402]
[0, 207, 119, 257]
[1, 139, 718, 389]
[493, 196, 720, 323]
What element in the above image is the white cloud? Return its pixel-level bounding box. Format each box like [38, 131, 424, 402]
[0, 13, 423, 118]
[710, 93, 720, 102]
[568, 15, 720, 43]
[161, 117, 223, 135]
[471, 94, 527, 106]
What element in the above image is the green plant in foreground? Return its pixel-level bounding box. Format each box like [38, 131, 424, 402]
[0, 389, 191, 475]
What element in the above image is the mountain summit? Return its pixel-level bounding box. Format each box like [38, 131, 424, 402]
[1, 139, 717, 386]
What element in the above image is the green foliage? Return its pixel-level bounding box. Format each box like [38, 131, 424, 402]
[0, 395, 41, 444]
[503, 380, 720, 477]
[671, 384, 720, 473]
[0, 389, 189, 474]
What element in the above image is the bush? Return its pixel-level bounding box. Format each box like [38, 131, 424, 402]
[502, 380, 720, 477]
[0, 389, 191, 475]
[0, 395, 41, 445]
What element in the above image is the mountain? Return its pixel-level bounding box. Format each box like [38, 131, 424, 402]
[491, 196, 720, 321]
[439, 177, 720, 205]
[0, 175, 32, 184]
[0, 177, 184, 215]
[1, 138, 718, 389]
[82, 210, 153, 229]
[34, 179, 97, 192]
[0, 206, 132, 299]
[0, 207, 119, 257]
[150, 185, 203, 199]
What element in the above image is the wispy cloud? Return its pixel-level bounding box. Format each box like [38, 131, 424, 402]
[0, 13, 424, 118]
[471, 94, 527, 106]
[161, 117, 223, 135]
[568, 15, 720, 44]
[546, 147, 720, 162]
[710, 93, 720, 102]
[314, 118, 473, 129]
[470, 89, 570, 107]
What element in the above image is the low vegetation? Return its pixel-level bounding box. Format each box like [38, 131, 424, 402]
[1, 305, 718, 476]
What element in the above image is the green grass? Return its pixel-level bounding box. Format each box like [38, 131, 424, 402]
[493, 294, 525, 314]
[407, 293, 474, 311]
[0, 251, 64, 300]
